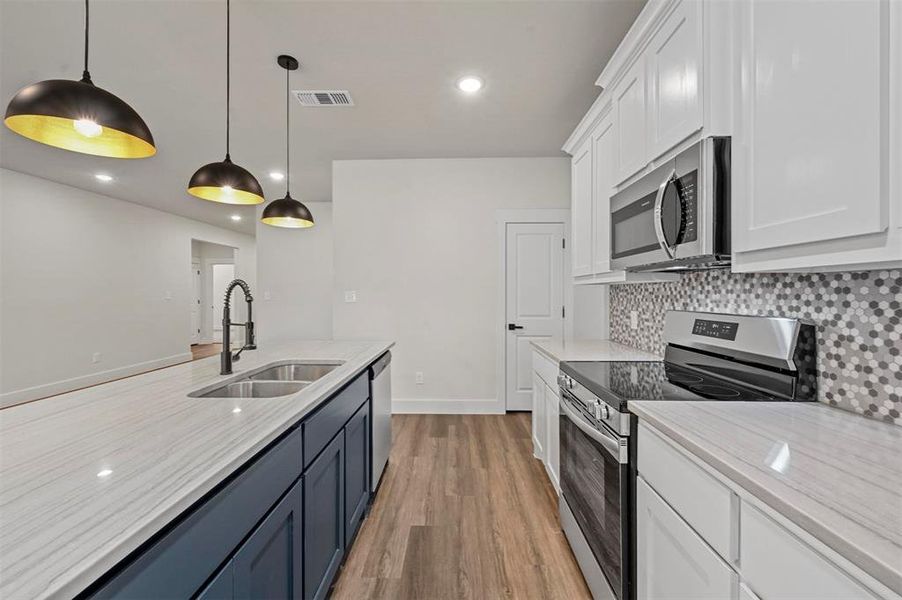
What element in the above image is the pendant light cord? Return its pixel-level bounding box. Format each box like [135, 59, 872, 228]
[81, 0, 92, 82]
[225, 0, 231, 160]
[286, 66, 290, 194]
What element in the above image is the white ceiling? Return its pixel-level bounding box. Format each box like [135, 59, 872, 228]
[0, 0, 644, 235]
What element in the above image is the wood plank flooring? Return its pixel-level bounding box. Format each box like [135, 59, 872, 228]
[191, 343, 222, 361]
[332, 414, 590, 600]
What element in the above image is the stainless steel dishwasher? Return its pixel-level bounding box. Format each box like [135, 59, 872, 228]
[370, 352, 392, 492]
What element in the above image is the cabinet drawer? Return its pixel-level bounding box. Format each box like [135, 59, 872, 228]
[532, 349, 559, 389]
[303, 373, 368, 469]
[90, 427, 303, 599]
[638, 422, 735, 562]
[636, 476, 737, 599]
[740, 502, 875, 600]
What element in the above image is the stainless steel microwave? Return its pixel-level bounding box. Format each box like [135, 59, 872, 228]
[610, 137, 731, 272]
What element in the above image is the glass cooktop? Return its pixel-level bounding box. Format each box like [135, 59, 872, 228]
[560, 361, 781, 410]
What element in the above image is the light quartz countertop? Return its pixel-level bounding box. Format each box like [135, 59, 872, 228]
[530, 338, 661, 363]
[629, 400, 902, 596]
[0, 340, 393, 600]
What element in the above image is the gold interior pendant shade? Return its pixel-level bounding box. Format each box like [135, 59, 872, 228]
[260, 55, 314, 229]
[3, 1, 155, 159]
[187, 0, 263, 206]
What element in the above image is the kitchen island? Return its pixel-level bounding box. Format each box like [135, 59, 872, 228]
[0, 339, 392, 599]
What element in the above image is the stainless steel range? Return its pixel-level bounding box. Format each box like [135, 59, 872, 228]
[556, 311, 817, 600]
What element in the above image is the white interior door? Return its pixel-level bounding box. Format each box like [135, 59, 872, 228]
[505, 222, 564, 411]
[190, 262, 201, 344]
[211, 263, 236, 343]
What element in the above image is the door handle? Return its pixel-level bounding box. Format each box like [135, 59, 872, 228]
[507, 323, 524, 331]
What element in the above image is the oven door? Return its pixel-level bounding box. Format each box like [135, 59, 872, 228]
[559, 391, 629, 600]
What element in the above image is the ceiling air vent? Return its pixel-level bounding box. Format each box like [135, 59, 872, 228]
[293, 90, 354, 107]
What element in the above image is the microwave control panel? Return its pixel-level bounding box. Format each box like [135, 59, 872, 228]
[676, 170, 698, 244]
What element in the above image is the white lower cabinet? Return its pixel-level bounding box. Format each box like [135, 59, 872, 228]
[531, 349, 560, 493]
[637, 423, 888, 600]
[740, 503, 875, 600]
[636, 476, 737, 600]
[543, 382, 560, 491]
[531, 372, 546, 460]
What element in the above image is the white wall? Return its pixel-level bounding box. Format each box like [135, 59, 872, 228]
[331, 158, 573, 413]
[0, 169, 256, 407]
[255, 203, 334, 343]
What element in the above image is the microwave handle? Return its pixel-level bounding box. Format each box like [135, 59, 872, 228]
[653, 168, 678, 259]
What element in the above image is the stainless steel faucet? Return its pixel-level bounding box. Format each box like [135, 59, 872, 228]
[220, 279, 256, 375]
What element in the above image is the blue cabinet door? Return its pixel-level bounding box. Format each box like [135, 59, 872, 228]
[344, 401, 370, 546]
[303, 433, 345, 600]
[233, 478, 303, 599]
[196, 559, 234, 600]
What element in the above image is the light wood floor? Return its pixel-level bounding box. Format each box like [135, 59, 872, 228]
[332, 414, 591, 600]
[191, 343, 222, 361]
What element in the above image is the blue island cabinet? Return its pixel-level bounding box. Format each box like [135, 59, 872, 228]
[198, 479, 302, 599]
[86, 371, 371, 600]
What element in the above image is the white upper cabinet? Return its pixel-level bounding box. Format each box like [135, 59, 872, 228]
[591, 114, 616, 274]
[646, 0, 703, 159]
[613, 56, 648, 184]
[732, 0, 902, 271]
[570, 138, 593, 277]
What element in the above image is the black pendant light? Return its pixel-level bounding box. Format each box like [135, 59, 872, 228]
[187, 0, 264, 205]
[261, 55, 314, 229]
[4, 0, 155, 159]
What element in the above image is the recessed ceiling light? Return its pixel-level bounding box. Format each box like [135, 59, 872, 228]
[456, 76, 483, 93]
[232, 407, 242, 414]
[230, 214, 242, 222]
[96, 469, 113, 478]
[269, 171, 285, 181]
[94, 173, 113, 182]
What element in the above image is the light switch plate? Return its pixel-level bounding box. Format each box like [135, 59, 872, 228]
[630, 311, 639, 330]
[344, 290, 357, 303]
[415, 371, 424, 385]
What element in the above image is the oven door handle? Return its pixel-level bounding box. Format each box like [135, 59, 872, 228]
[560, 395, 625, 462]
[653, 168, 678, 259]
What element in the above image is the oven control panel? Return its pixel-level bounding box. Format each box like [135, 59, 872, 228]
[692, 318, 739, 341]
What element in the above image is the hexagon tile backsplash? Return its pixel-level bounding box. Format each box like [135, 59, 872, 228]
[609, 269, 902, 426]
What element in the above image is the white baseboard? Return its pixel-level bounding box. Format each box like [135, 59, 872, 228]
[392, 398, 504, 414]
[0, 352, 193, 409]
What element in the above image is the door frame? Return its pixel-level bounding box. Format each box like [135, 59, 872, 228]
[495, 209, 572, 413]
[203, 257, 238, 344]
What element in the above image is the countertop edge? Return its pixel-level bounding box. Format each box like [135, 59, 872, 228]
[529, 339, 661, 364]
[628, 401, 902, 597]
[46, 342, 394, 600]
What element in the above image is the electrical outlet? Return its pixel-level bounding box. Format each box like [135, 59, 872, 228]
[164, 291, 173, 301]
[415, 371, 424, 385]
[263, 291, 272, 301]
[92, 352, 102, 364]
[344, 290, 357, 303]
[630, 311, 639, 330]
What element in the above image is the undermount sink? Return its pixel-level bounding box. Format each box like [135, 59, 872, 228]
[247, 362, 343, 383]
[192, 380, 308, 399]
[188, 361, 345, 399]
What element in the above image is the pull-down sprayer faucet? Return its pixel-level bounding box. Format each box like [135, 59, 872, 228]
[220, 279, 256, 375]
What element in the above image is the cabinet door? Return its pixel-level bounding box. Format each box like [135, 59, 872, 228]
[233, 479, 303, 599]
[614, 56, 648, 184]
[344, 401, 370, 547]
[647, 0, 703, 158]
[532, 373, 546, 459]
[733, 0, 890, 252]
[740, 503, 874, 600]
[544, 383, 560, 492]
[636, 477, 737, 600]
[196, 560, 234, 600]
[591, 113, 615, 274]
[571, 137, 594, 277]
[303, 433, 345, 600]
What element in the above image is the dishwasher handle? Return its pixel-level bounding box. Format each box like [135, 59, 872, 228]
[371, 351, 391, 378]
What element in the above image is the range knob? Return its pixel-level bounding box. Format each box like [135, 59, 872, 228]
[600, 403, 611, 420]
